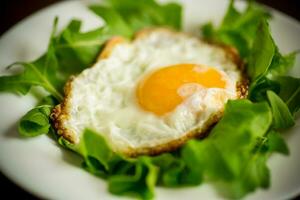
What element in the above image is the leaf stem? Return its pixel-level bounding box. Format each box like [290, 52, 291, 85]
[286, 86, 300, 107]
[27, 63, 63, 101]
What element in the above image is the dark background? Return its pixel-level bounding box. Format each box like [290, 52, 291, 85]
[0, 0, 300, 36]
[0, 0, 299, 199]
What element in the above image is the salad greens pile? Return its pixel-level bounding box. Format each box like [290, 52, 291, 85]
[0, 0, 299, 199]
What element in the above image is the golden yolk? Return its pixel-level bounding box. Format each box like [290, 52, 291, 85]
[136, 64, 227, 115]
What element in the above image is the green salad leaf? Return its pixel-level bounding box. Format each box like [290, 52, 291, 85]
[243, 10, 299, 124]
[0, 19, 113, 101]
[89, 0, 181, 38]
[248, 19, 275, 79]
[267, 130, 289, 155]
[108, 157, 158, 200]
[89, 6, 133, 38]
[199, 2, 298, 198]
[201, 0, 270, 58]
[152, 153, 198, 186]
[267, 90, 295, 129]
[268, 49, 298, 76]
[79, 129, 123, 176]
[19, 105, 53, 137]
[52, 20, 112, 77]
[0, 18, 62, 100]
[275, 76, 300, 115]
[182, 100, 272, 198]
[18, 95, 58, 137]
[75, 129, 158, 199]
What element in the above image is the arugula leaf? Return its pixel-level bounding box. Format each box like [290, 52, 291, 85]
[63, 100, 276, 199]
[267, 130, 289, 155]
[159, 2, 182, 30]
[39, 95, 59, 106]
[201, 0, 270, 58]
[267, 90, 295, 129]
[151, 154, 179, 186]
[18, 105, 53, 137]
[79, 129, 122, 175]
[233, 145, 270, 196]
[248, 19, 275, 79]
[0, 18, 63, 100]
[220, 0, 241, 28]
[249, 76, 300, 131]
[18, 95, 58, 137]
[152, 153, 202, 187]
[245, 16, 299, 120]
[246, 22, 298, 84]
[74, 129, 158, 200]
[72, 130, 201, 198]
[18, 95, 56, 137]
[181, 100, 273, 198]
[275, 76, 300, 115]
[248, 76, 280, 101]
[90, 0, 182, 36]
[53, 20, 113, 76]
[0, 29, 62, 100]
[88, 6, 133, 38]
[268, 49, 298, 76]
[60, 99, 292, 199]
[108, 157, 158, 200]
[0, 19, 113, 101]
[107, 0, 181, 31]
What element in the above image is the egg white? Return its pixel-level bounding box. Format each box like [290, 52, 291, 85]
[58, 29, 242, 154]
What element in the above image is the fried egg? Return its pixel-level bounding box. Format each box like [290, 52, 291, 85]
[52, 28, 247, 156]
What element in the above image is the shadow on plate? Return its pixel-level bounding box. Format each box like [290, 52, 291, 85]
[49, 134, 84, 168]
[4, 122, 24, 139]
[4, 122, 83, 168]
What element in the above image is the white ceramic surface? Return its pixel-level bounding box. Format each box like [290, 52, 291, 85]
[0, 0, 299, 199]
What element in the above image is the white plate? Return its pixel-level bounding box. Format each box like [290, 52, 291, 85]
[0, 0, 300, 199]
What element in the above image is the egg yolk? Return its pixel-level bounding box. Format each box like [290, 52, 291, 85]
[136, 64, 227, 115]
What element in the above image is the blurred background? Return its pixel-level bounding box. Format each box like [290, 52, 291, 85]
[0, 0, 299, 199]
[0, 0, 299, 36]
